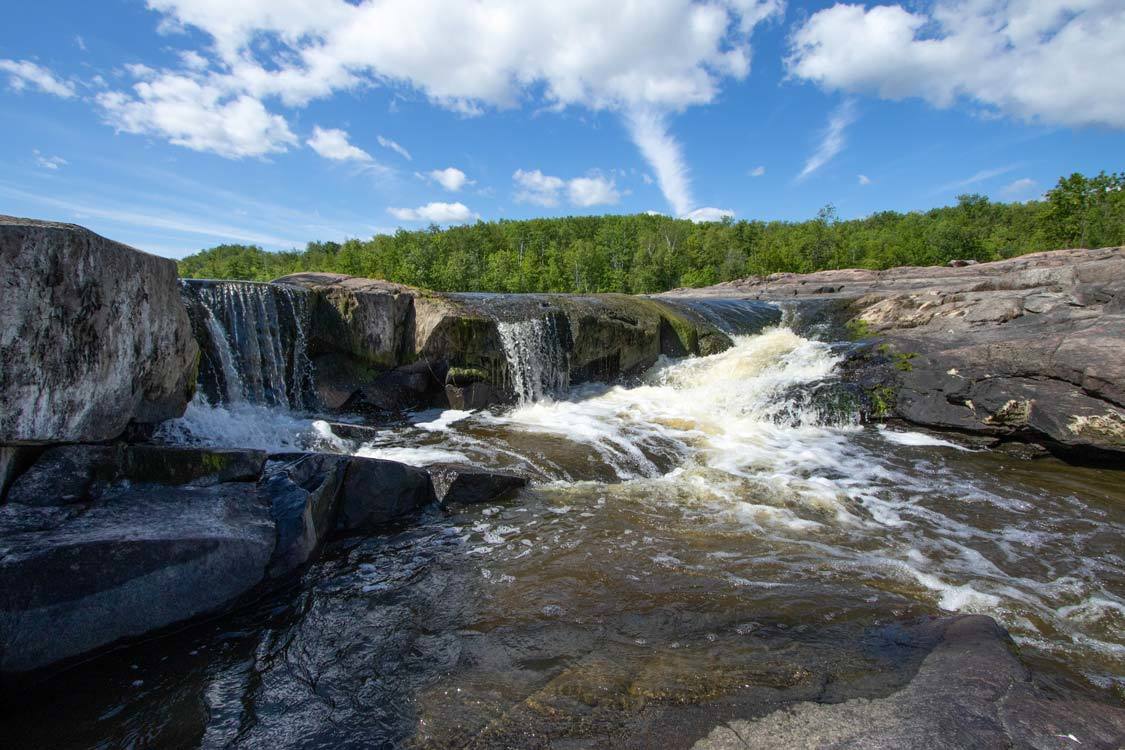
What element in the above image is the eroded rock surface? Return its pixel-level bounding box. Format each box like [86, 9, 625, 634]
[692, 616, 1125, 749]
[671, 247, 1125, 456]
[0, 216, 198, 444]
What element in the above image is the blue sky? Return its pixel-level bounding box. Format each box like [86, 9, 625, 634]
[1, 1, 1123, 258]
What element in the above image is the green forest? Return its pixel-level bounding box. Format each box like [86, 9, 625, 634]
[178, 170, 1124, 294]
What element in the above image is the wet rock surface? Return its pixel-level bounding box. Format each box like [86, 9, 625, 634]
[430, 463, 528, 506]
[692, 616, 1125, 749]
[671, 247, 1125, 456]
[337, 455, 436, 530]
[0, 481, 275, 675]
[0, 216, 198, 444]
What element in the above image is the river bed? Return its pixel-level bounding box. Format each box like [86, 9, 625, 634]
[5, 325, 1122, 748]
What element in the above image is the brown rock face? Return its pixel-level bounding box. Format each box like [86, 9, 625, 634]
[0, 216, 198, 444]
[670, 247, 1125, 457]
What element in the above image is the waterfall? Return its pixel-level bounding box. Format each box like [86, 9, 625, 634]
[660, 298, 781, 335]
[497, 317, 569, 404]
[181, 280, 316, 410]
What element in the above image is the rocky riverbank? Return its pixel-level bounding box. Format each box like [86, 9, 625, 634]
[666, 246, 1125, 460]
[2, 216, 1122, 747]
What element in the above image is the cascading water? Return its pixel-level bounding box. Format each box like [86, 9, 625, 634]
[497, 317, 570, 403]
[180, 280, 316, 410]
[661, 298, 781, 335]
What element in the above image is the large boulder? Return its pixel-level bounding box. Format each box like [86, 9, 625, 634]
[0, 217, 198, 444]
[261, 453, 349, 576]
[429, 464, 527, 507]
[336, 456, 436, 531]
[0, 482, 275, 674]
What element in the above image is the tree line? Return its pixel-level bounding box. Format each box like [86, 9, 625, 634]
[178, 170, 1124, 293]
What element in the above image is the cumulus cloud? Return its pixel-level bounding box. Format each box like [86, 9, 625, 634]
[97, 71, 297, 158]
[513, 169, 620, 207]
[129, 0, 783, 207]
[377, 135, 412, 160]
[307, 126, 372, 162]
[387, 201, 476, 223]
[0, 59, 76, 98]
[568, 175, 621, 207]
[797, 99, 857, 181]
[33, 150, 67, 170]
[684, 207, 735, 222]
[749, 165, 765, 177]
[513, 169, 566, 206]
[787, 1, 1125, 129]
[423, 167, 472, 191]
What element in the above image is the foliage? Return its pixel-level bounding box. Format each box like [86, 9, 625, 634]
[178, 170, 1125, 292]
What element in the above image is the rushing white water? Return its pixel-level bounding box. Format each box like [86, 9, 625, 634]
[156, 324, 1124, 685]
[497, 317, 569, 403]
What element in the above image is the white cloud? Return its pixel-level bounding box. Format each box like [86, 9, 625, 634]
[937, 165, 1018, 193]
[797, 99, 857, 181]
[33, 150, 67, 170]
[857, 173, 871, 185]
[423, 167, 472, 191]
[133, 0, 784, 203]
[513, 168, 566, 206]
[513, 169, 621, 207]
[387, 201, 476, 223]
[626, 108, 693, 216]
[684, 207, 734, 222]
[97, 71, 297, 159]
[377, 135, 412, 160]
[307, 125, 372, 162]
[787, 1, 1125, 129]
[74, 35, 87, 52]
[0, 59, 76, 98]
[1001, 177, 1037, 198]
[568, 175, 621, 207]
[749, 165, 765, 177]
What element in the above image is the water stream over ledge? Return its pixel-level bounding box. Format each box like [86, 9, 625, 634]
[7, 315, 1122, 747]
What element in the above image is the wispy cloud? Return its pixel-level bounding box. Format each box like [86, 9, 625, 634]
[797, 99, 857, 181]
[33, 150, 67, 170]
[936, 164, 1018, 193]
[857, 174, 871, 185]
[377, 135, 412, 161]
[1001, 177, 1037, 198]
[749, 165, 766, 177]
[387, 202, 476, 223]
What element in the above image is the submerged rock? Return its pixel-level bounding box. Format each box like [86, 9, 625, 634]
[0, 217, 198, 444]
[0, 482, 275, 675]
[692, 615, 1125, 749]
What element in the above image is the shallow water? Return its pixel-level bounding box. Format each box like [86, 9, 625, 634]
[7, 326, 1121, 748]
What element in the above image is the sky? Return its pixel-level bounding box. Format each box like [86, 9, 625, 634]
[1, 1, 1123, 259]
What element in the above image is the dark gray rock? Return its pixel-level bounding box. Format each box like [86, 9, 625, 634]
[0, 446, 38, 503]
[0, 482, 275, 674]
[6, 445, 267, 506]
[5, 445, 121, 506]
[430, 464, 527, 507]
[445, 382, 498, 410]
[261, 453, 348, 576]
[0, 217, 198, 444]
[691, 615, 1125, 749]
[336, 457, 435, 531]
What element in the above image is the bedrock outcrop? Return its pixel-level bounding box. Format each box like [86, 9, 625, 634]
[693, 615, 1125, 749]
[0, 444, 455, 676]
[275, 272, 733, 411]
[0, 216, 198, 444]
[669, 247, 1125, 457]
